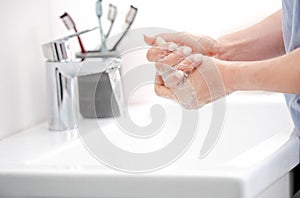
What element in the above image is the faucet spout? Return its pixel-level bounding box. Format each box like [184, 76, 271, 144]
[45, 61, 80, 131]
[45, 58, 123, 131]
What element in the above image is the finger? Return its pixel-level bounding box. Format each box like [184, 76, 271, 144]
[155, 62, 175, 76]
[155, 73, 178, 101]
[155, 73, 164, 86]
[163, 70, 186, 88]
[157, 32, 186, 44]
[155, 64, 186, 89]
[146, 37, 179, 62]
[158, 32, 198, 50]
[158, 52, 184, 67]
[154, 84, 177, 100]
[175, 60, 194, 73]
[176, 54, 203, 72]
[144, 35, 156, 46]
[155, 36, 167, 46]
[158, 45, 193, 67]
[146, 47, 169, 62]
[144, 35, 178, 50]
[144, 34, 177, 46]
[176, 46, 192, 56]
[158, 32, 209, 55]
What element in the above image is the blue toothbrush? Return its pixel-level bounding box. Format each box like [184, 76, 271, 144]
[96, 0, 108, 52]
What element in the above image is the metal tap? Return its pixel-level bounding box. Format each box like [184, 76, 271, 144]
[42, 34, 124, 131]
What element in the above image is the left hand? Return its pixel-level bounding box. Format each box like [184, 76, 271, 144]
[156, 56, 228, 109]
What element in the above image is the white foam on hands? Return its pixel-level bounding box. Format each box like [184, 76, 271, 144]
[176, 46, 192, 56]
[154, 36, 204, 91]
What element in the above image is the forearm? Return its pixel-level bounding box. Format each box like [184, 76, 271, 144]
[216, 10, 285, 61]
[221, 48, 300, 94]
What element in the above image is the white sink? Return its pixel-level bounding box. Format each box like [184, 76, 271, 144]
[0, 93, 298, 198]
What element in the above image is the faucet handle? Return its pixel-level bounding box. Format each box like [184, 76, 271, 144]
[42, 27, 99, 62]
[42, 39, 72, 62]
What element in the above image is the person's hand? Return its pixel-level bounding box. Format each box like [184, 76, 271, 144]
[144, 33, 221, 76]
[144, 33, 230, 109]
[154, 55, 230, 109]
[144, 32, 221, 62]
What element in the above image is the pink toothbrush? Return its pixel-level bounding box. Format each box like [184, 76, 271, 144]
[60, 12, 86, 53]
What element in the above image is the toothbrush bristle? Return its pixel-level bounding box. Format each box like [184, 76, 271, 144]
[125, 5, 138, 24]
[96, 0, 103, 17]
[108, 4, 117, 21]
[60, 12, 75, 30]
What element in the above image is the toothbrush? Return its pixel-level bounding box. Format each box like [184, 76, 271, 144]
[106, 4, 117, 38]
[96, 0, 108, 52]
[110, 5, 138, 51]
[60, 12, 86, 53]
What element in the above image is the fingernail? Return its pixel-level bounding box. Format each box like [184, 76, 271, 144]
[178, 46, 192, 56]
[176, 46, 192, 57]
[193, 54, 203, 63]
[155, 36, 167, 46]
[167, 42, 178, 51]
[183, 47, 192, 56]
[143, 34, 156, 45]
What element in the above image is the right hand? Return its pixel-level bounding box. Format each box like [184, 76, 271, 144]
[153, 55, 228, 109]
[144, 32, 221, 62]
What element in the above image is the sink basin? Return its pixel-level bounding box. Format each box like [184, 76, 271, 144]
[0, 93, 298, 198]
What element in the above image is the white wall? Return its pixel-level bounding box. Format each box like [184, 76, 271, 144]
[0, 0, 52, 139]
[0, 0, 281, 139]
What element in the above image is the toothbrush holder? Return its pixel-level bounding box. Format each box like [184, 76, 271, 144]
[77, 56, 125, 119]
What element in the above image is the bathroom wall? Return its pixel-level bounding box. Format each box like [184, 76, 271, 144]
[0, 0, 281, 139]
[0, 0, 52, 139]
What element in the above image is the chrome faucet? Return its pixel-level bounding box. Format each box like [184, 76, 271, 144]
[42, 35, 124, 131]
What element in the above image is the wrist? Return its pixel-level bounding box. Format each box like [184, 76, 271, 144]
[215, 36, 247, 61]
[214, 37, 233, 61]
[196, 35, 223, 57]
[213, 59, 238, 94]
